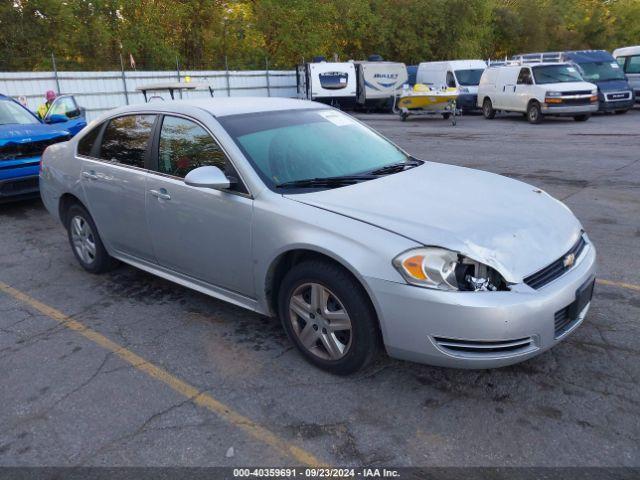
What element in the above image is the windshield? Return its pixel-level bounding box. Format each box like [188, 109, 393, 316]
[0, 99, 40, 126]
[576, 61, 626, 82]
[218, 109, 410, 189]
[454, 69, 485, 86]
[532, 65, 583, 84]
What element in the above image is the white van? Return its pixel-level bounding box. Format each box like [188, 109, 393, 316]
[296, 60, 357, 109]
[613, 46, 640, 102]
[416, 60, 487, 111]
[477, 63, 598, 123]
[354, 60, 408, 111]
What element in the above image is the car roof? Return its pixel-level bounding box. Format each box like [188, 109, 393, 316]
[562, 50, 614, 62]
[111, 97, 325, 118]
[613, 45, 640, 56]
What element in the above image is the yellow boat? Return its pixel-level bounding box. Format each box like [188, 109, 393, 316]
[395, 84, 460, 123]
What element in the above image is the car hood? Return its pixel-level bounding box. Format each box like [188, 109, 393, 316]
[594, 79, 631, 92]
[285, 162, 583, 283]
[542, 81, 596, 92]
[0, 123, 70, 147]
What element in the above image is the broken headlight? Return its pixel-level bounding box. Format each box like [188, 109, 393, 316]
[392, 247, 508, 291]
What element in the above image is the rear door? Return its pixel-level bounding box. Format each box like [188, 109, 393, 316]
[79, 114, 156, 262]
[145, 115, 254, 296]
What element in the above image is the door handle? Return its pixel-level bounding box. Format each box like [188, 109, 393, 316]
[149, 189, 171, 200]
[82, 171, 98, 180]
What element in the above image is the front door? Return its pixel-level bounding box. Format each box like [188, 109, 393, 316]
[45, 95, 86, 135]
[80, 114, 156, 262]
[514, 67, 533, 111]
[145, 115, 254, 297]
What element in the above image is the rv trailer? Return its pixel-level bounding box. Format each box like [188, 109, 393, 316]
[354, 58, 408, 111]
[296, 58, 357, 109]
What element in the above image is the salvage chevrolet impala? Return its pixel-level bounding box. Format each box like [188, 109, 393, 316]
[39, 98, 596, 374]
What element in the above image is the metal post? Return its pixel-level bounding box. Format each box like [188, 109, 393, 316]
[120, 53, 129, 105]
[176, 56, 183, 99]
[265, 57, 271, 97]
[225, 56, 231, 97]
[51, 52, 61, 94]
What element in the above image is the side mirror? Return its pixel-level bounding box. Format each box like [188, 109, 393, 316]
[46, 113, 68, 124]
[184, 166, 232, 190]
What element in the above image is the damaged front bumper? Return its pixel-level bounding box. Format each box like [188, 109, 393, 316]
[366, 241, 597, 369]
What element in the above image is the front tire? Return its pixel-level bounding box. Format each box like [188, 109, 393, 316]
[527, 101, 543, 124]
[615, 109, 629, 115]
[65, 204, 117, 274]
[278, 260, 380, 375]
[482, 98, 496, 119]
[573, 114, 590, 122]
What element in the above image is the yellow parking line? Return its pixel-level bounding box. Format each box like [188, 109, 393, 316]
[596, 279, 640, 292]
[0, 281, 323, 466]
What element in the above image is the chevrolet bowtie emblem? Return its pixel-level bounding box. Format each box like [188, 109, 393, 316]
[563, 253, 576, 268]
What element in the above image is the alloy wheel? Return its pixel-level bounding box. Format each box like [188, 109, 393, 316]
[288, 282, 352, 361]
[70, 215, 96, 265]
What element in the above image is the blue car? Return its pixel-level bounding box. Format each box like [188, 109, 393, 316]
[0, 94, 86, 202]
[513, 50, 635, 113]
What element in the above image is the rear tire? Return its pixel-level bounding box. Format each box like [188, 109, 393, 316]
[573, 114, 590, 122]
[482, 98, 496, 119]
[526, 101, 543, 124]
[65, 204, 117, 274]
[278, 260, 380, 375]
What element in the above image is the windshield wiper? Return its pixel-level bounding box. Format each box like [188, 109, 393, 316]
[369, 158, 423, 176]
[275, 175, 375, 189]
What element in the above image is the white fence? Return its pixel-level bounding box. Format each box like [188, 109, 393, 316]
[0, 69, 298, 121]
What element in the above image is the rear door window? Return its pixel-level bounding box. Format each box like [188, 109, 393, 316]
[77, 123, 103, 157]
[99, 115, 155, 168]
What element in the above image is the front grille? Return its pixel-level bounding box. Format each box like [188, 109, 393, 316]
[606, 92, 631, 101]
[560, 98, 591, 106]
[562, 90, 592, 96]
[433, 336, 534, 356]
[0, 136, 69, 162]
[554, 307, 573, 336]
[524, 235, 587, 290]
[554, 278, 595, 337]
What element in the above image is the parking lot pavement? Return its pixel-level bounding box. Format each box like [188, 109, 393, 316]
[0, 109, 639, 468]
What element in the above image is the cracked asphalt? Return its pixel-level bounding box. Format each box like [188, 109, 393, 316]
[0, 109, 639, 467]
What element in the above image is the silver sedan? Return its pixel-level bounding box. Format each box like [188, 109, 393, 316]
[40, 98, 596, 374]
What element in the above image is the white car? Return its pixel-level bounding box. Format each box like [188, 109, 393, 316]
[613, 46, 640, 102]
[477, 63, 599, 123]
[416, 59, 487, 111]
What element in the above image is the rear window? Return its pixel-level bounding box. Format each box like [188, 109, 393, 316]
[99, 115, 155, 168]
